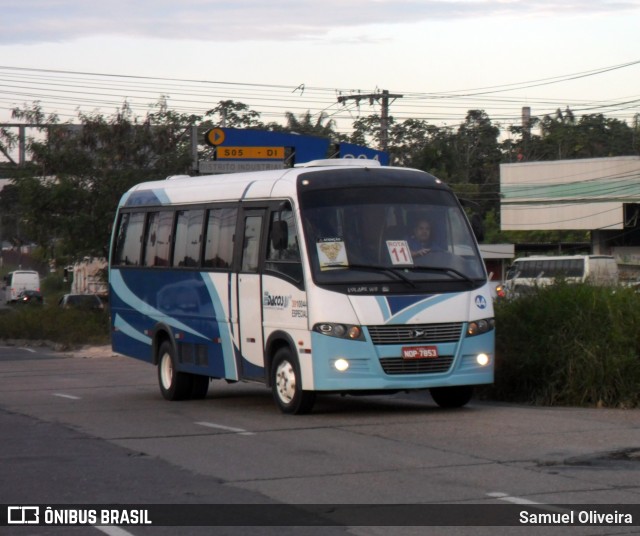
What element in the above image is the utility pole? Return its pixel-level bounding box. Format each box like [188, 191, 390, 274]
[0, 123, 30, 166]
[337, 89, 403, 153]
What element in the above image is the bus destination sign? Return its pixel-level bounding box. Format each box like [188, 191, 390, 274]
[216, 146, 285, 160]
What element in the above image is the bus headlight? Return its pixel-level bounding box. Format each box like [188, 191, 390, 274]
[314, 323, 364, 341]
[334, 358, 350, 372]
[476, 353, 490, 366]
[467, 318, 495, 337]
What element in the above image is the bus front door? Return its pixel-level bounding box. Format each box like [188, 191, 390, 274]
[237, 210, 266, 380]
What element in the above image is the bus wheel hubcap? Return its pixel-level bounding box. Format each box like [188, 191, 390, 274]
[276, 361, 296, 403]
[160, 354, 173, 388]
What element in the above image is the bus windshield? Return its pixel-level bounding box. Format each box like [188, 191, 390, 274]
[299, 186, 486, 291]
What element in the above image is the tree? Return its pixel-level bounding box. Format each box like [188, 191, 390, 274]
[517, 108, 639, 161]
[349, 114, 383, 149]
[278, 110, 338, 139]
[574, 114, 637, 157]
[455, 110, 501, 185]
[9, 101, 196, 259]
[386, 118, 431, 167]
[411, 125, 459, 181]
[203, 100, 264, 129]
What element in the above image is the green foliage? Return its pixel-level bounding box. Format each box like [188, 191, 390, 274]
[204, 100, 264, 129]
[41, 273, 68, 295]
[489, 282, 640, 408]
[7, 101, 197, 257]
[282, 110, 337, 139]
[513, 110, 640, 161]
[0, 305, 109, 347]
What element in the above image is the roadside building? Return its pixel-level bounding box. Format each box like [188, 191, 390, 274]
[500, 156, 640, 282]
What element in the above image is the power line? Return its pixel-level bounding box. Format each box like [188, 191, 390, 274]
[0, 60, 638, 134]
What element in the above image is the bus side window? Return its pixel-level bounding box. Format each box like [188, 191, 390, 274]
[173, 209, 204, 267]
[266, 208, 303, 283]
[203, 207, 237, 269]
[113, 212, 145, 266]
[241, 215, 263, 272]
[143, 211, 173, 267]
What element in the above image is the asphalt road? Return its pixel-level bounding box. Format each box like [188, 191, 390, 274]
[0, 343, 639, 535]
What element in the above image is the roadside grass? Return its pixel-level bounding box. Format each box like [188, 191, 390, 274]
[0, 305, 109, 347]
[0, 272, 109, 348]
[487, 282, 640, 408]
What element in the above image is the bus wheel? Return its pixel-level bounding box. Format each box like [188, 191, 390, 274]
[190, 375, 210, 399]
[157, 341, 192, 401]
[430, 386, 474, 408]
[271, 347, 315, 415]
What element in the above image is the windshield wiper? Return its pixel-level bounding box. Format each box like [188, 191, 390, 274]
[405, 265, 477, 285]
[345, 263, 417, 288]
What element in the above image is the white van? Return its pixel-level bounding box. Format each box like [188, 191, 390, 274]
[505, 255, 618, 295]
[2, 270, 41, 303]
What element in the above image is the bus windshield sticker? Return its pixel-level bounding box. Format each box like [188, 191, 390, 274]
[386, 240, 414, 266]
[317, 238, 349, 270]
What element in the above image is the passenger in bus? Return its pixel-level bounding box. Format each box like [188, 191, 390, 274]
[408, 217, 436, 258]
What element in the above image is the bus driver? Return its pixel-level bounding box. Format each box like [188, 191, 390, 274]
[408, 217, 436, 258]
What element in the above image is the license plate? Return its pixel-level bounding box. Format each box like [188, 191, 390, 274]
[401, 346, 439, 360]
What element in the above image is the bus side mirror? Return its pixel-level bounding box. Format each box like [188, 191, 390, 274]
[470, 214, 484, 242]
[271, 221, 289, 251]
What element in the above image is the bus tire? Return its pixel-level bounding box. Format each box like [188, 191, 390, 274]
[271, 347, 315, 415]
[190, 375, 210, 399]
[157, 341, 192, 401]
[430, 385, 473, 408]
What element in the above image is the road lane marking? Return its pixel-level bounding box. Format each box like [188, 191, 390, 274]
[488, 492, 571, 514]
[53, 393, 81, 400]
[0, 346, 36, 353]
[95, 526, 136, 536]
[487, 492, 542, 505]
[195, 421, 254, 435]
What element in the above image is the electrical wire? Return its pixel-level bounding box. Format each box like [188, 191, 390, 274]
[0, 60, 638, 135]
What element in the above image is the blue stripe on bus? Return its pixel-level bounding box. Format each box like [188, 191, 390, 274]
[387, 294, 458, 325]
[374, 296, 392, 321]
[385, 295, 433, 316]
[122, 188, 171, 207]
[113, 313, 152, 345]
[110, 270, 209, 340]
[380, 294, 458, 325]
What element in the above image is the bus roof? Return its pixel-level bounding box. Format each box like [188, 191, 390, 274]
[118, 160, 443, 209]
[294, 159, 381, 169]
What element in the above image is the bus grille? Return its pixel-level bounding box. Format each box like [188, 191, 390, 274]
[379, 356, 454, 375]
[367, 322, 463, 345]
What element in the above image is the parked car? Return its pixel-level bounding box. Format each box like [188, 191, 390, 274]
[58, 293, 104, 310]
[15, 290, 43, 305]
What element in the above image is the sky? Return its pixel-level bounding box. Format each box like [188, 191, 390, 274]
[1, 0, 639, 138]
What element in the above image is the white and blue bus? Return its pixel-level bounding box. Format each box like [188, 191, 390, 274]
[109, 159, 494, 414]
